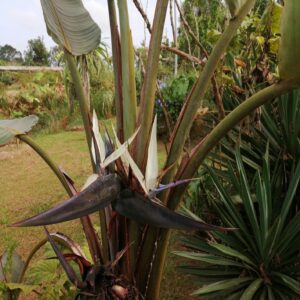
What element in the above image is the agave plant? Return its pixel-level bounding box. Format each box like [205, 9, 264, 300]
[2, 0, 300, 299]
[175, 147, 300, 298]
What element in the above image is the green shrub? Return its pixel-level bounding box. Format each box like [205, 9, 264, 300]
[0, 72, 71, 132]
[92, 89, 114, 118]
[156, 73, 196, 122]
[0, 72, 14, 85]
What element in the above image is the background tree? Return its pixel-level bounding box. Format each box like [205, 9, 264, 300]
[0, 44, 23, 63]
[177, 0, 226, 58]
[24, 36, 50, 66]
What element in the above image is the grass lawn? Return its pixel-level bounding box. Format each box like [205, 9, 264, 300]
[0, 130, 197, 299]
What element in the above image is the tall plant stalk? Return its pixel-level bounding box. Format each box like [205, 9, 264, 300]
[117, 0, 137, 140]
[161, 0, 256, 192]
[134, 0, 169, 170]
[64, 52, 94, 168]
[107, 0, 124, 142]
[64, 51, 110, 263]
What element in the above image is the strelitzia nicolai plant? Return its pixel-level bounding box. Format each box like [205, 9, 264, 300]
[2, 0, 300, 299]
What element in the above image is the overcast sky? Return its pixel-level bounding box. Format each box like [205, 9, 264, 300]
[0, 0, 175, 54]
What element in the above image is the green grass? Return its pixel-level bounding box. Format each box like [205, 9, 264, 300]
[0, 130, 196, 299]
[0, 131, 92, 256]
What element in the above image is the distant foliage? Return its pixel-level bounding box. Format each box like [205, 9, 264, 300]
[178, 0, 226, 55]
[0, 71, 69, 132]
[0, 44, 23, 63]
[24, 37, 50, 66]
[156, 73, 196, 122]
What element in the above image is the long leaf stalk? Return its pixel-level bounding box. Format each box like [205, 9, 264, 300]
[145, 229, 171, 300]
[115, 0, 140, 276]
[64, 51, 94, 170]
[107, 0, 124, 142]
[134, 0, 169, 170]
[17, 135, 103, 264]
[161, 0, 256, 194]
[117, 0, 137, 141]
[130, 0, 170, 293]
[65, 51, 110, 263]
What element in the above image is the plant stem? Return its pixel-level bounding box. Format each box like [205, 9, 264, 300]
[161, 0, 256, 193]
[117, 0, 137, 141]
[146, 229, 171, 300]
[135, 0, 169, 170]
[64, 52, 94, 170]
[116, 0, 140, 276]
[107, 0, 124, 142]
[65, 51, 110, 263]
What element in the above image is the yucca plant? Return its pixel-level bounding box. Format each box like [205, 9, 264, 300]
[2, 0, 300, 299]
[216, 87, 300, 197]
[175, 148, 300, 298]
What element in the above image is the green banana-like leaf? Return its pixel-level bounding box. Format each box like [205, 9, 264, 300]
[0, 115, 38, 146]
[40, 0, 100, 55]
[0, 250, 25, 300]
